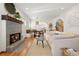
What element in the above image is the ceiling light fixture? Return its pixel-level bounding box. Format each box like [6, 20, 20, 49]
[60, 8, 64, 10]
[26, 8, 29, 10]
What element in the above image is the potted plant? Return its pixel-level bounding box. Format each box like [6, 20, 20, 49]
[14, 12, 21, 19]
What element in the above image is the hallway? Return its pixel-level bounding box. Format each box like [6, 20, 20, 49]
[27, 39, 51, 56]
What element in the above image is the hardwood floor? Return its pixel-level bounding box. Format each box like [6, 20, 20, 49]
[0, 37, 34, 56]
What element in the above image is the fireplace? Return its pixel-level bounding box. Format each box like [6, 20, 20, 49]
[10, 33, 21, 45]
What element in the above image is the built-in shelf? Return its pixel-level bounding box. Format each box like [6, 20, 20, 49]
[1, 15, 23, 24]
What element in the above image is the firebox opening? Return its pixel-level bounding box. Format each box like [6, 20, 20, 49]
[10, 33, 21, 45]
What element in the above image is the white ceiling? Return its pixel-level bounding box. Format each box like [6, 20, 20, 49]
[14, 3, 77, 22]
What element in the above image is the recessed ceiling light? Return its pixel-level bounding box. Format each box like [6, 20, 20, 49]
[60, 8, 64, 10]
[26, 8, 29, 10]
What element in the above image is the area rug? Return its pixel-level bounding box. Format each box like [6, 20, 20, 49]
[27, 39, 52, 56]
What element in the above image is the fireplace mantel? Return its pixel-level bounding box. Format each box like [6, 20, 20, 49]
[1, 15, 23, 24]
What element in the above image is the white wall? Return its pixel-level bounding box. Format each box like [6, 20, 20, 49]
[0, 20, 2, 51]
[64, 4, 79, 33]
[52, 4, 79, 33]
[0, 3, 7, 52]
